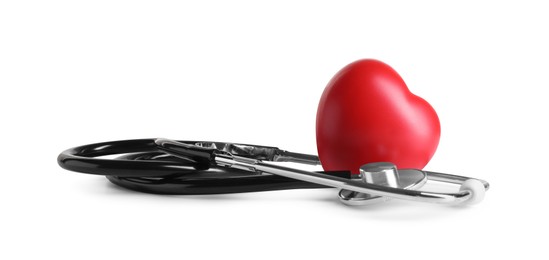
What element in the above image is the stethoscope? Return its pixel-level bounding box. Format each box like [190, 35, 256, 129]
[58, 138, 489, 206]
[58, 59, 490, 206]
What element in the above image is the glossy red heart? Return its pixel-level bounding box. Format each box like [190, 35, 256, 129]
[316, 59, 440, 174]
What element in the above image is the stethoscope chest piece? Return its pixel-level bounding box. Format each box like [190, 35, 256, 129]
[339, 162, 427, 206]
[336, 161, 489, 206]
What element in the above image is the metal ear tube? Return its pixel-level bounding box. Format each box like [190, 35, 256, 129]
[155, 138, 489, 206]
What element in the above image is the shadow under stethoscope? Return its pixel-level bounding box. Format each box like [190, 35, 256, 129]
[83, 177, 480, 221]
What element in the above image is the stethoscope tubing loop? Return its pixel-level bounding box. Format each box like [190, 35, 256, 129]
[58, 138, 489, 205]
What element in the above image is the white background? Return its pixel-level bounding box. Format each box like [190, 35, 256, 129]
[1, 1, 548, 259]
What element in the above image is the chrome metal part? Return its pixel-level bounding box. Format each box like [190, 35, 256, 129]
[155, 138, 489, 206]
[338, 168, 427, 206]
[215, 155, 488, 205]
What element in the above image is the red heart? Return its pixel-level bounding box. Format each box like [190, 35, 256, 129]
[316, 59, 440, 174]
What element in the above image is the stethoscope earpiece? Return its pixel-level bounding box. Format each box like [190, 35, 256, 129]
[459, 179, 487, 205]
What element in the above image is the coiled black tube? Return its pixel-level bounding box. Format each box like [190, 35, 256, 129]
[58, 139, 350, 194]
